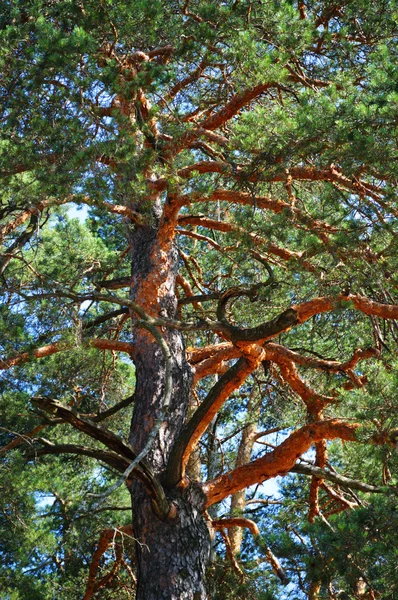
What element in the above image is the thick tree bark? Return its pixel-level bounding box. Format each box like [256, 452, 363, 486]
[131, 482, 210, 600]
[128, 214, 210, 598]
[128, 219, 192, 469]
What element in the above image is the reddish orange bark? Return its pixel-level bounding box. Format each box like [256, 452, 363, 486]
[151, 161, 384, 203]
[187, 342, 233, 364]
[199, 84, 274, 131]
[263, 347, 335, 412]
[0, 424, 46, 454]
[181, 347, 266, 476]
[193, 346, 240, 382]
[308, 440, 327, 522]
[0, 339, 134, 370]
[212, 517, 260, 536]
[83, 525, 132, 600]
[203, 419, 360, 506]
[189, 341, 377, 375]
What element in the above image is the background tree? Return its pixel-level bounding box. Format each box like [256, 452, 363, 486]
[1, 1, 397, 598]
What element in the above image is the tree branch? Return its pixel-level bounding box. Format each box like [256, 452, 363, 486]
[29, 440, 130, 472]
[199, 83, 276, 131]
[0, 338, 135, 370]
[291, 464, 396, 495]
[178, 215, 316, 271]
[87, 394, 135, 422]
[83, 525, 133, 600]
[228, 295, 398, 344]
[203, 419, 397, 506]
[31, 397, 137, 459]
[0, 423, 46, 455]
[193, 346, 239, 383]
[165, 83, 277, 154]
[166, 346, 266, 487]
[0, 213, 39, 275]
[7, 293, 396, 368]
[211, 517, 288, 584]
[0, 196, 137, 245]
[30, 397, 170, 520]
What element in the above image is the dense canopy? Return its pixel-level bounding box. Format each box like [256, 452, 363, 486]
[0, 1, 397, 599]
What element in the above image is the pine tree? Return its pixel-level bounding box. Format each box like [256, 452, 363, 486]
[1, 1, 397, 598]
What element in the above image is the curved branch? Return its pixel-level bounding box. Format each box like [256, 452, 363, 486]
[203, 419, 397, 506]
[28, 440, 130, 472]
[31, 397, 170, 519]
[216, 261, 275, 324]
[212, 517, 260, 536]
[228, 295, 398, 344]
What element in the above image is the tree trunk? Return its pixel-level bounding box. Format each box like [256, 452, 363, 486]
[229, 392, 260, 554]
[128, 215, 210, 598]
[131, 482, 210, 600]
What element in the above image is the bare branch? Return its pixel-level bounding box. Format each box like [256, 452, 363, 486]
[29, 440, 130, 472]
[30, 397, 170, 520]
[89, 394, 135, 422]
[0, 424, 46, 455]
[291, 464, 396, 495]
